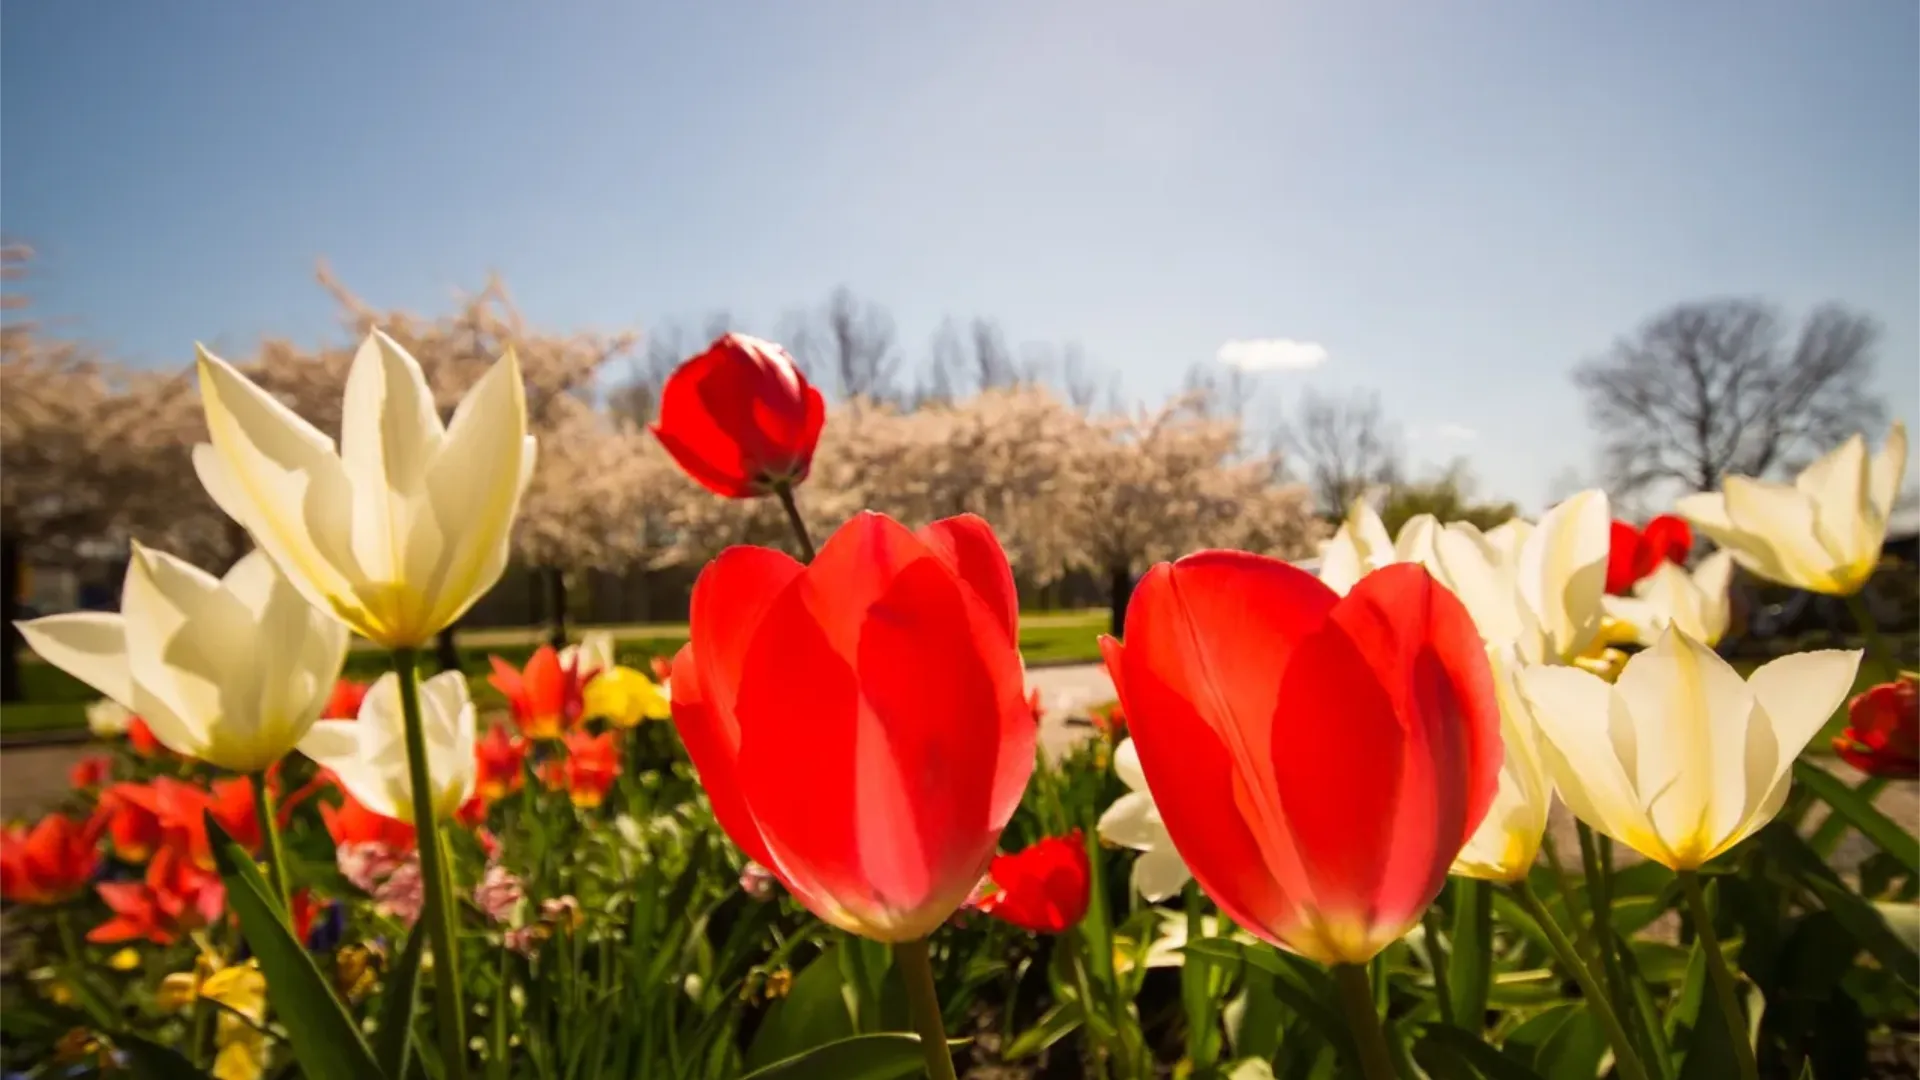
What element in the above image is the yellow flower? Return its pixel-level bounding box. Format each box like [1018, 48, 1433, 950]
[583, 666, 671, 728]
[194, 330, 537, 648]
[106, 947, 141, 972]
[1677, 422, 1907, 596]
[202, 963, 270, 1080]
[1521, 628, 1859, 870]
[17, 548, 349, 772]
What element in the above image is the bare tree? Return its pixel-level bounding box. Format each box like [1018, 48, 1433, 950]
[969, 318, 1017, 392]
[790, 286, 900, 401]
[1282, 388, 1405, 518]
[1057, 344, 1101, 411]
[1574, 299, 1883, 495]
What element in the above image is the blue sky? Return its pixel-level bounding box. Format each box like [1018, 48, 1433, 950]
[4, 2, 1915, 512]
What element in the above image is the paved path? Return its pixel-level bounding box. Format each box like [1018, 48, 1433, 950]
[5, 665, 1914, 878]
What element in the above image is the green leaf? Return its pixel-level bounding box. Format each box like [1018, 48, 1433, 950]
[118, 1033, 209, 1080]
[1793, 760, 1920, 874]
[205, 814, 381, 1080]
[1449, 878, 1492, 1027]
[735, 1033, 932, 1080]
[1414, 1025, 1549, 1080]
[1761, 823, 1920, 988]
[1182, 938, 1344, 1035]
[746, 944, 856, 1069]
[375, 917, 428, 1078]
[1002, 1000, 1084, 1060]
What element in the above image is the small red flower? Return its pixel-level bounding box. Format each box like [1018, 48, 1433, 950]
[455, 795, 490, 829]
[99, 784, 164, 864]
[320, 789, 418, 851]
[649, 333, 827, 499]
[489, 646, 595, 740]
[68, 755, 112, 791]
[974, 832, 1092, 934]
[1606, 515, 1694, 595]
[553, 730, 621, 809]
[110, 777, 259, 872]
[1, 812, 105, 905]
[649, 656, 674, 684]
[290, 887, 321, 944]
[126, 716, 162, 757]
[323, 678, 371, 720]
[475, 723, 529, 801]
[1834, 677, 1920, 779]
[89, 845, 224, 945]
[1091, 701, 1128, 739]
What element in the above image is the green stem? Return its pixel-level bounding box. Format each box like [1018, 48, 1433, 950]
[394, 647, 468, 1080]
[1680, 873, 1758, 1080]
[1066, 937, 1111, 1079]
[1514, 881, 1652, 1080]
[895, 938, 958, 1080]
[1844, 591, 1899, 680]
[1331, 962, 1398, 1080]
[772, 482, 817, 562]
[1541, 830, 1600, 966]
[1422, 905, 1455, 1027]
[250, 769, 290, 917]
[1576, 824, 1626, 1006]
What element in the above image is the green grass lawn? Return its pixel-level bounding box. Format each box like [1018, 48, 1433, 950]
[0, 610, 1114, 738]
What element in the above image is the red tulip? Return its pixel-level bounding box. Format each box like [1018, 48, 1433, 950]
[1, 812, 105, 904]
[321, 789, 418, 851]
[1834, 677, 1919, 779]
[89, 845, 224, 945]
[475, 723, 530, 801]
[489, 645, 594, 740]
[68, 754, 112, 791]
[649, 333, 827, 499]
[672, 512, 1033, 941]
[1101, 556, 1501, 965]
[323, 678, 371, 720]
[455, 794, 490, 829]
[974, 832, 1091, 933]
[126, 715, 162, 757]
[109, 777, 259, 872]
[1605, 515, 1694, 595]
[555, 730, 620, 808]
[99, 784, 164, 864]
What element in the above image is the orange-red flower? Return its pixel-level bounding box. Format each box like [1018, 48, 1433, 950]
[126, 715, 162, 757]
[68, 755, 112, 791]
[475, 723, 529, 801]
[455, 794, 490, 829]
[489, 645, 595, 740]
[99, 784, 164, 864]
[89, 846, 223, 945]
[111, 777, 260, 872]
[320, 789, 417, 851]
[323, 678, 371, 720]
[1834, 676, 1919, 779]
[974, 832, 1091, 933]
[1, 812, 105, 905]
[672, 512, 1033, 942]
[649, 333, 827, 499]
[553, 730, 620, 808]
[1101, 556, 1502, 965]
[1606, 514, 1693, 595]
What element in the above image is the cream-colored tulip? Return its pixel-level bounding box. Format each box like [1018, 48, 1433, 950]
[194, 330, 538, 648]
[85, 698, 133, 738]
[1452, 649, 1554, 882]
[1519, 628, 1859, 870]
[17, 547, 349, 773]
[298, 670, 477, 822]
[1316, 499, 1397, 595]
[1097, 738, 1193, 902]
[1604, 550, 1735, 648]
[1676, 423, 1907, 596]
[559, 630, 617, 677]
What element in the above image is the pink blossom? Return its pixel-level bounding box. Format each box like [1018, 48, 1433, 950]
[473, 864, 524, 924]
[738, 862, 778, 902]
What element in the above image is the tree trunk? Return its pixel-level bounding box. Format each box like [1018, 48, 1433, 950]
[547, 567, 569, 649]
[435, 623, 461, 673]
[1, 533, 21, 702]
[1107, 562, 1134, 639]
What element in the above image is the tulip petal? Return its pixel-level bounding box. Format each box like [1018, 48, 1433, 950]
[1111, 737, 1150, 794]
[420, 349, 533, 637]
[1517, 489, 1610, 662]
[1797, 434, 1869, 569]
[1612, 629, 1754, 866]
[1520, 664, 1667, 864]
[667, 645, 778, 872]
[1103, 608, 1300, 945]
[917, 514, 1019, 645]
[298, 721, 402, 821]
[340, 331, 444, 591]
[1096, 791, 1165, 852]
[1131, 843, 1194, 904]
[1722, 477, 1833, 589]
[1742, 648, 1863, 801]
[1868, 422, 1909, 524]
[15, 613, 134, 709]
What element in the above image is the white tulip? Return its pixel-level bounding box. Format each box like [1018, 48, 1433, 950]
[1676, 423, 1907, 596]
[1452, 648, 1555, 882]
[1518, 628, 1859, 871]
[1317, 499, 1396, 596]
[1097, 738, 1194, 902]
[17, 547, 349, 773]
[298, 670, 478, 823]
[559, 630, 617, 678]
[194, 329, 538, 648]
[1603, 550, 1736, 648]
[85, 698, 133, 738]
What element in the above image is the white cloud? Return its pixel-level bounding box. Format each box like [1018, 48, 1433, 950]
[1435, 423, 1478, 441]
[1216, 338, 1328, 372]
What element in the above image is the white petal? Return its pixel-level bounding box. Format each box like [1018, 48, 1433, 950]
[418, 349, 532, 637]
[1112, 737, 1150, 793]
[1743, 649, 1862, 798]
[122, 544, 255, 758]
[1517, 489, 1609, 662]
[1131, 842, 1193, 903]
[1393, 514, 1440, 564]
[1691, 551, 1736, 645]
[1868, 422, 1909, 525]
[1317, 528, 1363, 596]
[298, 720, 404, 820]
[16, 613, 133, 707]
[1350, 500, 1394, 562]
[1800, 434, 1870, 573]
[1612, 629, 1754, 866]
[1098, 791, 1166, 852]
[1722, 477, 1837, 592]
[1519, 663, 1665, 863]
